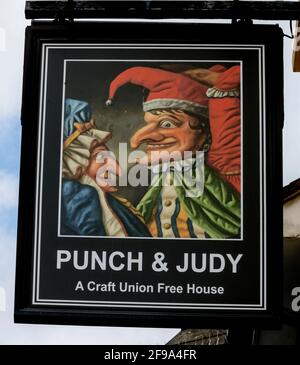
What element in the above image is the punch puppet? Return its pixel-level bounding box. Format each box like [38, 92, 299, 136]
[106, 66, 241, 239]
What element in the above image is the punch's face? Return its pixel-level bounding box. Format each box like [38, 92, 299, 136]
[130, 109, 208, 163]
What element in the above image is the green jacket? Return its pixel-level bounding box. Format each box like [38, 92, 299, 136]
[137, 164, 241, 239]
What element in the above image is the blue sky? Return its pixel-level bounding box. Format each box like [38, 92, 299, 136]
[1, 0, 300, 344]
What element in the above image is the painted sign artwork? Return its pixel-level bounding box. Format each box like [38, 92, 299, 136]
[16, 24, 283, 324]
[60, 63, 241, 241]
[15, 22, 284, 327]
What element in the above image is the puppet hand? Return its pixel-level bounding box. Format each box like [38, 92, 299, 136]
[95, 150, 122, 193]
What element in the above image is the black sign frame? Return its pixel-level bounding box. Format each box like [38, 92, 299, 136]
[15, 21, 283, 328]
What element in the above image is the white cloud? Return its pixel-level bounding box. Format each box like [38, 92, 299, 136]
[0, 288, 5, 311]
[283, 24, 300, 185]
[0, 170, 18, 210]
[0, 0, 29, 125]
[0, 27, 5, 52]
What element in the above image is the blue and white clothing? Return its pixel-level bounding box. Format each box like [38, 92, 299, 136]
[61, 176, 151, 237]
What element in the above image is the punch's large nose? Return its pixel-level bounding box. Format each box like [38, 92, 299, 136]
[130, 124, 164, 149]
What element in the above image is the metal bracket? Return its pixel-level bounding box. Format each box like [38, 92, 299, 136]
[231, 0, 254, 25]
[25, 1, 300, 21]
[53, 0, 75, 23]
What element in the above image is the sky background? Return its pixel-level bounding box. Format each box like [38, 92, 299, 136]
[0, 0, 300, 344]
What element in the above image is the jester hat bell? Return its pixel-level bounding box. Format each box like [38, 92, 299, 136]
[106, 66, 209, 118]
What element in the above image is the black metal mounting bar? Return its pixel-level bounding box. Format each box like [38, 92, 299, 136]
[25, 1, 300, 21]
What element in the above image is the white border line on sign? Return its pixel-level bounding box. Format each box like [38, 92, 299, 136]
[57, 57, 244, 241]
[33, 43, 266, 310]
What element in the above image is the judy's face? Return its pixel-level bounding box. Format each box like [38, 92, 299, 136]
[86, 143, 121, 192]
[130, 109, 207, 163]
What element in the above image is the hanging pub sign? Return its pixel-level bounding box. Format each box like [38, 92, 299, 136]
[15, 21, 283, 327]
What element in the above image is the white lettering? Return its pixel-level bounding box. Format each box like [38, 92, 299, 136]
[73, 250, 89, 270]
[176, 253, 189, 272]
[91, 251, 106, 270]
[191, 253, 207, 273]
[56, 250, 71, 269]
[127, 252, 143, 271]
[210, 254, 225, 273]
[226, 254, 243, 273]
[75, 281, 84, 291]
[109, 251, 125, 271]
